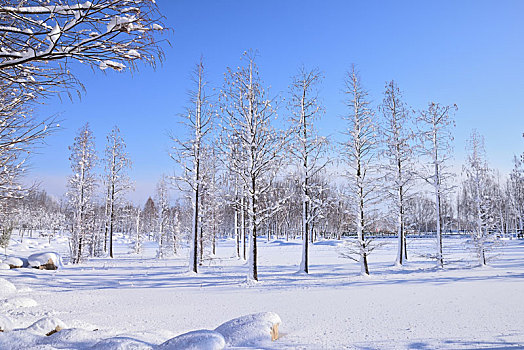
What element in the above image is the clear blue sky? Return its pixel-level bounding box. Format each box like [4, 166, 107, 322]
[30, 0, 524, 204]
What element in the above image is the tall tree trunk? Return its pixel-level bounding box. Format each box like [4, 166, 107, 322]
[242, 196, 246, 260]
[190, 174, 199, 273]
[235, 202, 240, 258]
[300, 195, 309, 273]
[199, 224, 203, 266]
[109, 185, 115, 258]
[435, 188, 443, 268]
[396, 185, 405, 265]
[434, 130, 444, 268]
[212, 221, 216, 255]
[358, 195, 369, 275]
[249, 176, 258, 281]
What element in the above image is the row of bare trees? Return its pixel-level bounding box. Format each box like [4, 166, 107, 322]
[168, 51, 523, 281]
[66, 124, 134, 262]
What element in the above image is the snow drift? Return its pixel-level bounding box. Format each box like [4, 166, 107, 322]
[159, 329, 226, 350]
[0, 278, 16, 297]
[26, 316, 67, 336]
[215, 312, 281, 347]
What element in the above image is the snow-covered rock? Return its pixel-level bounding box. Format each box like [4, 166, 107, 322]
[158, 330, 226, 350]
[3, 257, 23, 268]
[26, 316, 67, 336]
[0, 262, 9, 270]
[4, 297, 38, 308]
[0, 314, 13, 332]
[27, 252, 62, 270]
[90, 336, 153, 349]
[0, 278, 16, 297]
[215, 312, 281, 347]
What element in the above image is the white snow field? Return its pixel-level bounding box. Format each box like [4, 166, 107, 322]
[1, 233, 523, 349]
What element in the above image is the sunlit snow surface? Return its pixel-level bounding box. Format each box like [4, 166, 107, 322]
[1, 233, 523, 349]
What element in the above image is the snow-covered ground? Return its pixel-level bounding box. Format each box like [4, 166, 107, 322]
[1, 233, 524, 349]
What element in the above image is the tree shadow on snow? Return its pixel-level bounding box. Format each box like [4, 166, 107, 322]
[406, 339, 524, 349]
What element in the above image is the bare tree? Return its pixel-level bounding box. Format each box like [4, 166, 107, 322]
[340, 65, 379, 276]
[155, 175, 171, 259]
[141, 196, 157, 240]
[131, 205, 142, 254]
[417, 102, 457, 268]
[221, 134, 249, 260]
[220, 51, 285, 281]
[200, 143, 223, 257]
[462, 130, 497, 265]
[67, 123, 97, 264]
[223, 152, 244, 259]
[103, 126, 132, 258]
[288, 66, 328, 274]
[508, 149, 524, 235]
[171, 57, 213, 273]
[0, 82, 59, 201]
[379, 80, 415, 265]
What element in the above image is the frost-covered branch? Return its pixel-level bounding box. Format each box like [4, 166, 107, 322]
[0, 0, 167, 96]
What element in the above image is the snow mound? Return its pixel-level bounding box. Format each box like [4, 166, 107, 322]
[4, 257, 23, 268]
[158, 330, 225, 350]
[215, 312, 281, 347]
[91, 336, 153, 349]
[28, 252, 62, 270]
[0, 329, 42, 350]
[26, 345, 57, 350]
[26, 316, 67, 335]
[42, 328, 102, 348]
[0, 278, 17, 297]
[5, 296, 38, 308]
[0, 314, 13, 331]
[17, 286, 33, 293]
[0, 262, 9, 270]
